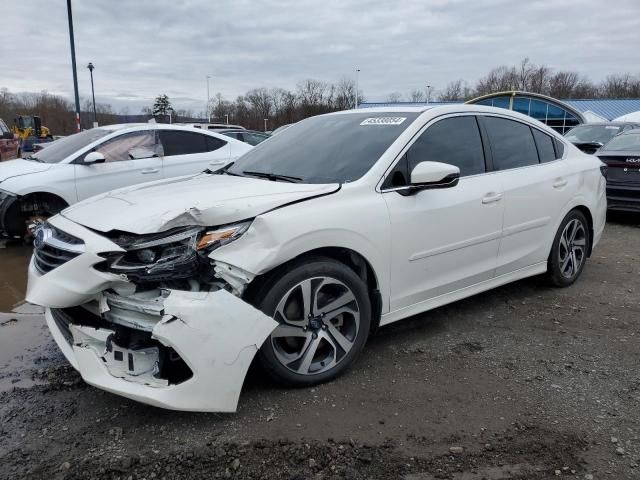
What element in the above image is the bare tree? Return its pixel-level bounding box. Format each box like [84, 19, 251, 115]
[408, 89, 425, 102]
[386, 92, 403, 102]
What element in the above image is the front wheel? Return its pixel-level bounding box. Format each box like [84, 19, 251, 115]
[546, 210, 590, 287]
[255, 257, 371, 387]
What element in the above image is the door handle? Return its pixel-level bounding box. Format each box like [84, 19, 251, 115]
[141, 168, 159, 174]
[553, 178, 568, 189]
[482, 192, 503, 204]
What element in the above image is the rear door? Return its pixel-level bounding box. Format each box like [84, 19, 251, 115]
[159, 130, 231, 178]
[74, 129, 164, 201]
[479, 115, 573, 276]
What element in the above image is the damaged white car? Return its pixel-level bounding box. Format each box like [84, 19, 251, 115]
[26, 105, 607, 412]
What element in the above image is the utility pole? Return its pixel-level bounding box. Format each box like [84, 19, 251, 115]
[264, 118, 268, 132]
[225, 114, 229, 125]
[87, 62, 97, 127]
[355, 68, 360, 109]
[66, 0, 81, 132]
[206, 75, 211, 122]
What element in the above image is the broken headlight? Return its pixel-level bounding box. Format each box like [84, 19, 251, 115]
[101, 221, 251, 282]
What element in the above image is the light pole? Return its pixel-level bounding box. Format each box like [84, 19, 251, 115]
[225, 114, 229, 125]
[66, 0, 81, 132]
[355, 68, 360, 109]
[167, 107, 174, 124]
[426, 85, 432, 104]
[87, 62, 97, 127]
[206, 75, 212, 122]
[264, 118, 268, 132]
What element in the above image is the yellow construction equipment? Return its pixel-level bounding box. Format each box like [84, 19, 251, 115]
[12, 115, 52, 153]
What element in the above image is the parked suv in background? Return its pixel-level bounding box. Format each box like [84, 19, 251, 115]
[596, 128, 640, 212]
[0, 123, 252, 237]
[564, 122, 640, 154]
[26, 105, 606, 412]
[0, 118, 20, 161]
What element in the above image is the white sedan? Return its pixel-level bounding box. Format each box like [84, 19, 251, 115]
[0, 124, 252, 237]
[26, 105, 606, 412]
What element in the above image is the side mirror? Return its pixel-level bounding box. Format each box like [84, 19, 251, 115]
[84, 151, 106, 164]
[410, 161, 460, 190]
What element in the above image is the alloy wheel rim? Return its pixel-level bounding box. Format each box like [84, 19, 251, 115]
[270, 276, 360, 375]
[558, 218, 587, 279]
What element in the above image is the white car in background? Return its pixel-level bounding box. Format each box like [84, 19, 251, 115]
[26, 105, 606, 412]
[0, 124, 252, 237]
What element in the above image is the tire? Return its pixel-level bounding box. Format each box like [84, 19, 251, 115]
[546, 210, 590, 287]
[253, 257, 371, 387]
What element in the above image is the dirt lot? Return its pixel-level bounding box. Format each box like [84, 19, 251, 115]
[1, 215, 639, 480]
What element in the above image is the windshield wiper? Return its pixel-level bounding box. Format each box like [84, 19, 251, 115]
[242, 170, 302, 183]
[26, 156, 43, 162]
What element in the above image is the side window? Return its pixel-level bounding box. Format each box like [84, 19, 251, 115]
[407, 116, 486, 177]
[532, 129, 557, 163]
[223, 132, 242, 141]
[205, 136, 227, 152]
[483, 117, 539, 170]
[159, 130, 209, 156]
[94, 131, 161, 163]
[0, 119, 9, 134]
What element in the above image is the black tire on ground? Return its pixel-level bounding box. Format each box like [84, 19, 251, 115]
[546, 209, 591, 287]
[252, 256, 371, 387]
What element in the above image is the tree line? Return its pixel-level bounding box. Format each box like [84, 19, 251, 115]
[1, 58, 639, 135]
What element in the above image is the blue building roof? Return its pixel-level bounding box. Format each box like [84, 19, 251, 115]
[359, 98, 640, 121]
[562, 99, 640, 121]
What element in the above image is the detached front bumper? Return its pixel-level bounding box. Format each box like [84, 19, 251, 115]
[43, 289, 277, 412]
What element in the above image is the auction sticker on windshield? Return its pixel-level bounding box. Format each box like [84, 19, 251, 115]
[360, 117, 406, 126]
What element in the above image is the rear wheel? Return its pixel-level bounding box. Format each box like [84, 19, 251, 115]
[546, 210, 590, 287]
[255, 257, 371, 387]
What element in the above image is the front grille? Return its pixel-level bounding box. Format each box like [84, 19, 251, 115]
[33, 224, 84, 274]
[33, 244, 81, 274]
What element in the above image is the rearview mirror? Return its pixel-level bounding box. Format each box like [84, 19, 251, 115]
[84, 151, 106, 164]
[410, 161, 460, 189]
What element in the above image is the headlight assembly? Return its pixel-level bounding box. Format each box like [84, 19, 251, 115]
[100, 221, 252, 282]
[195, 221, 251, 252]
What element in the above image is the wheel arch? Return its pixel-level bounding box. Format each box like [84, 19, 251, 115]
[571, 205, 594, 257]
[245, 246, 383, 334]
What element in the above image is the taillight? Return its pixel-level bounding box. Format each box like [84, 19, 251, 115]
[600, 164, 608, 178]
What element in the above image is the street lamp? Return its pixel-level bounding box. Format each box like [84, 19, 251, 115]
[167, 107, 174, 124]
[87, 62, 97, 127]
[426, 85, 432, 104]
[355, 68, 361, 109]
[206, 75, 212, 122]
[225, 114, 229, 125]
[264, 118, 268, 132]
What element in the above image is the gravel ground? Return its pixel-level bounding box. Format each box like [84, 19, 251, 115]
[0, 214, 639, 479]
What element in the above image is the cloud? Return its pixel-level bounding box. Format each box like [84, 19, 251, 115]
[1, 0, 639, 113]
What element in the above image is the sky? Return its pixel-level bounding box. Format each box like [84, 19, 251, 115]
[2, 0, 639, 114]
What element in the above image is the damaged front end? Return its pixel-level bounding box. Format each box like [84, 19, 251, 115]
[27, 215, 277, 412]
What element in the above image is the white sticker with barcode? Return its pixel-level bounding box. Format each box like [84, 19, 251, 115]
[360, 117, 406, 126]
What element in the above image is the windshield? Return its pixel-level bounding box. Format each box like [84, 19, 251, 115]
[227, 112, 420, 183]
[601, 132, 640, 152]
[564, 124, 621, 144]
[30, 128, 110, 163]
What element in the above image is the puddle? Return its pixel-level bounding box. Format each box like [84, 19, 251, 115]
[0, 241, 54, 391]
[0, 240, 32, 311]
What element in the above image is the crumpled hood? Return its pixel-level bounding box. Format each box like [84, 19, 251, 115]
[0, 159, 52, 183]
[62, 173, 339, 234]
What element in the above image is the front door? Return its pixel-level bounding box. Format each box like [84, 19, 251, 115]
[382, 115, 504, 312]
[74, 129, 164, 201]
